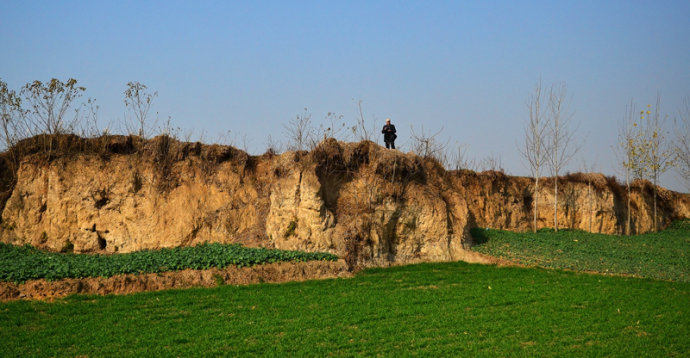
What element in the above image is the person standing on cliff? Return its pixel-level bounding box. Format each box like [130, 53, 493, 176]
[382, 118, 397, 149]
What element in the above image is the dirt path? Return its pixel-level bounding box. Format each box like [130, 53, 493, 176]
[0, 260, 351, 301]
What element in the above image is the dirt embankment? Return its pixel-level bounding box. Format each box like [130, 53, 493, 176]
[0, 135, 688, 270]
[0, 260, 351, 301]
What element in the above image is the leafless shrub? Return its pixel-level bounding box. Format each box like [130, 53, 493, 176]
[213, 130, 237, 147]
[79, 98, 112, 138]
[0, 79, 28, 173]
[478, 153, 503, 172]
[21, 78, 85, 137]
[181, 128, 195, 143]
[159, 116, 183, 141]
[283, 108, 315, 151]
[318, 112, 348, 142]
[124, 81, 157, 139]
[352, 100, 377, 142]
[265, 134, 283, 155]
[448, 143, 476, 172]
[410, 125, 448, 162]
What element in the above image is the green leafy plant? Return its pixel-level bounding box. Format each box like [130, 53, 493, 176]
[0, 242, 338, 283]
[284, 219, 298, 238]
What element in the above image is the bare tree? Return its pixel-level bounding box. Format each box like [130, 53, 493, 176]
[283, 108, 315, 151]
[0, 79, 29, 178]
[0, 79, 26, 152]
[545, 82, 579, 232]
[520, 80, 549, 232]
[615, 100, 643, 235]
[639, 96, 677, 231]
[675, 97, 690, 191]
[21, 78, 85, 136]
[124, 81, 157, 138]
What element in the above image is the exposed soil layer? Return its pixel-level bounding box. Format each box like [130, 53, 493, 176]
[1, 135, 688, 269]
[0, 260, 350, 301]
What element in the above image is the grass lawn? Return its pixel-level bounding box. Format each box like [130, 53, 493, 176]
[1, 261, 688, 356]
[470, 220, 690, 282]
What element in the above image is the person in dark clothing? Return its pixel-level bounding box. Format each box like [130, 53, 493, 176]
[382, 118, 397, 149]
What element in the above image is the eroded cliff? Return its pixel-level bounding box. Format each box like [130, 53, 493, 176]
[1, 135, 688, 268]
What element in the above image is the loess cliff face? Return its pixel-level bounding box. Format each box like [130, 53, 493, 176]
[1, 136, 688, 268]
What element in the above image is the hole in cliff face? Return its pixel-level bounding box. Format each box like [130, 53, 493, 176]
[523, 193, 533, 212]
[97, 235, 107, 250]
[106, 135, 137, 154]
[344, 234, 363, 272]
[274, 166, 288, 178]
[91, 188, 110, 209]
[60, 240, 74, 253]
[313, 139, 352, 214]
[131, 171, 143, 193]
[95, 198, 108, 209]
[39, 202, 47, 213]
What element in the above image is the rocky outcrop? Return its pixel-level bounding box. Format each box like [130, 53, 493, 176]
[1, 135, 688, 268]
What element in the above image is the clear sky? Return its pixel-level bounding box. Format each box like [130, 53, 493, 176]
[1, 0, 689, 191]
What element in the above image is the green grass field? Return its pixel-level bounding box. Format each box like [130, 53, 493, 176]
[2, 263, 689, 356]
[470, 220, 690, 282]
[1, 221, 689, 356]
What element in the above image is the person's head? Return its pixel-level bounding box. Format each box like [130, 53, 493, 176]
[386, 118, 391, 124]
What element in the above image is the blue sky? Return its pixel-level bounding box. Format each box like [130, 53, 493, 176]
[1, 0, 689, 191]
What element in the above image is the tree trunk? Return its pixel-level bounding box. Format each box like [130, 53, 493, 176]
[533, 176, 539, 232]
[588, 180, 593, 233]
[626, 171, 631, 236]
[653, 175, 658, 232]
[554, 176, 559, 232]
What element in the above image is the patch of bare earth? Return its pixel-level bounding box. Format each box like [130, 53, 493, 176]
[457, 249, 518, 266]
[0, 260, 351, 301]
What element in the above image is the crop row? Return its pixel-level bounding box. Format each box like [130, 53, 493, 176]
[0, 243, 338, 283]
